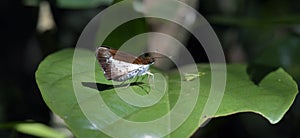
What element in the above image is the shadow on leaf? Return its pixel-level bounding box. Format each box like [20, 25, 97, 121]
[81, 82, 145, 91]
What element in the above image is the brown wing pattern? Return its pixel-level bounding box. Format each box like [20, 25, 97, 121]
[102, 46, 155, 65]
[96, 46, 139, 80]
[96, 46, 154, 81]
[109, 48, 139, 64]
[114, 51, 155, 65]
[96, 46, 114, 80]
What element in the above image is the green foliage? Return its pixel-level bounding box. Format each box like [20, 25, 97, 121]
[0, 122, 66, 138]
[208, 13, 300, 82]
[15, 123, 66, 138]
[35, 49, 298, 137]
[57, 0, 113, 9]
[102, 18, 148, 49]
[23, 0, 113, 8]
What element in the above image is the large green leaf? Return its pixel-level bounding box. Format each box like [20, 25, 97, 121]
[36, 49, 298, 137]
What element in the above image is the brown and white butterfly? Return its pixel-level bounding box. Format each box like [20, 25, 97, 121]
[96, 46, 155, 82]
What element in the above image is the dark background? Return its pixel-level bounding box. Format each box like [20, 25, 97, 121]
[1, 0, 299, 137]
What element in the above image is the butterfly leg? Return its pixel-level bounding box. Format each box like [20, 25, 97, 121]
[119, 80, 131, 88]
[145, 71, 155, 88]
[136, 84, 150, 94]
[123, 80, 131, 88]
[124, 82, 131, 88]
[146, 71, 154, 80]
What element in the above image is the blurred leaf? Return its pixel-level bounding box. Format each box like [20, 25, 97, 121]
[14, 123, 66, 138]
[102, 18, 148, 49]
[212, 14, 300, 82]
[246, 64, 278, 84]
[253, 35, 300, 81]
[22, 0, 40, 6]
[23, 0, 114, 8]
[36, 49, 298, 137]
[208, 15, 300, 27]
[57, 0, 113, 9]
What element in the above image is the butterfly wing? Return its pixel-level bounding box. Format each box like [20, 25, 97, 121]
[96, 46, 145, 81]
[109, 59, 146, 81]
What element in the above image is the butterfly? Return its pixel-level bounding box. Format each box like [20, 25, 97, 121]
[96, 46, 155, 82]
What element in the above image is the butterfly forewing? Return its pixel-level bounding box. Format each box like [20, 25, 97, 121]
[96, 46, 152, 81]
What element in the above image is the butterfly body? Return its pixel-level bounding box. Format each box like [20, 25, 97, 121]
[96, 46, 154, 81]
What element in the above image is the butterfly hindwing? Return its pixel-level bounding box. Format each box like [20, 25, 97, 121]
[96, 46, 150, 81]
